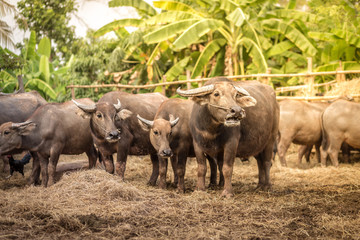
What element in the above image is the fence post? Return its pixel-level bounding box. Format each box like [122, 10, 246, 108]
[162, 76, 166, 96]
[336, 61, 345, 83]
[186, 70, 191, 90]
[265, 68, 272, 85]
[71, 87, 75, 99]
[306, 57, 314, 99]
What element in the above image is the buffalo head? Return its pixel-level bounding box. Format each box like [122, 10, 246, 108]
[73, 99, 132, 143]
[177, 81, 256, 127]
[0, 121, 36, 154]
[137, 114, 179, 158]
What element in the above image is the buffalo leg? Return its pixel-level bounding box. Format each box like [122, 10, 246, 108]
[221, 149, 237, 198]
[277, 137, 292, 167]
[158, 157, 168, 189]
[193, 141, 207, 191]
[176, 153, 187, 193]
[207, 155, 217, 187]
[115, 142, 129, 181]
[86, 145, 97, 169]
[217, 154, 224, 187]
[170, 155, 178, 186]
[148, 154, 159, 186]
[38, 154, 49, 187]
[48, 151, 61, 187]
[103, 155, 115, 174]
[28, 152, 40, 185]
[255, 141, 273, 190]
[298, 145, 312, 165]
[315, 144, 321, 163]
[323, 136, 342, 167]
[340, 143, 350, 164]
[1, 156, 10, 173]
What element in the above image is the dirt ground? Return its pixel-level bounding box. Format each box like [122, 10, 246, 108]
[0, 144, 360, 240]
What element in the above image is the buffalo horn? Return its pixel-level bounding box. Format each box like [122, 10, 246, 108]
[11, 121, 34, 129]
[137, 114, 154, 127]
[170, 117, 180, 127]
[72, 99, 97, 113]
[113, 99, 122, 112]
[234, 86, 250, 96]
[176, 85, 214, 97]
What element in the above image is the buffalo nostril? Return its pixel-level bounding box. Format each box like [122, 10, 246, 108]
[230, 106, 241, 114]
[162, 149, 172, 157]
[109, 131, 119, 138]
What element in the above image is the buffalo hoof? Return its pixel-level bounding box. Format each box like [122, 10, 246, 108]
[220, 189, 234, 198]
[255, 184, 272, 191]
[147, 180, 157, 186]
[176, 187, 185, 194]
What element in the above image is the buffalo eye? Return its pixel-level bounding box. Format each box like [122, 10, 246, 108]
[4, 130, 10, 135]
[96, 113, 102, 119]
[153, 130, 159, 135]
[214, 92, 220, 97]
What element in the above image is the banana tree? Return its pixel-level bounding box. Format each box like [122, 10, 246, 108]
[0, 31, 72, 100]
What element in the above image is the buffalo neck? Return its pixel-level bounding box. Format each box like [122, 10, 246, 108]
[192, 104, 225, 135]
[20, 134, 42, 152]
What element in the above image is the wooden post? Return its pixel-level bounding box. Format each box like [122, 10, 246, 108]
[306, 57, 314, 99]
[336, 61, 345, 83]
[71, 87, 75, 99]
[162, 76, 166, 96]
[265, 68, 272, 85]
[186, 70, 191, 90]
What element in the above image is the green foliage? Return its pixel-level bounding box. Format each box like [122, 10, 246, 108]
[0, 31, 69, 101]
[16, 0, 77, 61]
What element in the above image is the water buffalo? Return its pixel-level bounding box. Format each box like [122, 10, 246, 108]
[320, 99, 360, 166]
[73, 91, 167, 186]
[0, 98, 98, 187]
[277, 100, 329, 167]
[177, 77, 279, 197]
[0, 91, 47, 173]
[137, 98, 223, 192]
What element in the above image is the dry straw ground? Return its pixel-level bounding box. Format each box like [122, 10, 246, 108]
[1, 145, 360, 240]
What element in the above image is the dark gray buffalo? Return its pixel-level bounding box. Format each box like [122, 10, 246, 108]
[0, 99, 98, 187]
[137, 98, 223, 192]
[73, 91, 167, 186]
[277, 100, 329, 167]
[177, 77, 279, 197]
[0, 91, 47, 173]
[320, 100, 360, 167]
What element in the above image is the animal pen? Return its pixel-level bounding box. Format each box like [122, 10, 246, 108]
[67, 58, 360, 101]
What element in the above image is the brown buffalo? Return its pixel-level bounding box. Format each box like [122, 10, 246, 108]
[137, 98, 223, 192]
[0, 91, 47, 173]
[177, 78, 279, 197]
[73, 91, 167, 186]
[0, 98, 98, 187]
[320, 100, 360, 166]
[277, 100, 329, 167]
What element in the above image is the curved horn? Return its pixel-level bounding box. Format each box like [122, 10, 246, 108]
[176, 84, 214, 97]
[72, 99, 97, 113]
[11, 121, 34, 129]
[170, 117, 179, 127]
[113, 99, 122, 112]
[234, 86, 250, 96]
[137, 114, 154, 128]
[0, 89, 20, 96]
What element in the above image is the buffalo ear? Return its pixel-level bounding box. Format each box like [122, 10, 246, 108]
[75, 109, 91, 119]
[12, 122, 37, 136]
[118, 109, 133, 120]
[137, 114, 153, 132]
[191, 95, 209, 106]
[237, 96, 257, 107]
